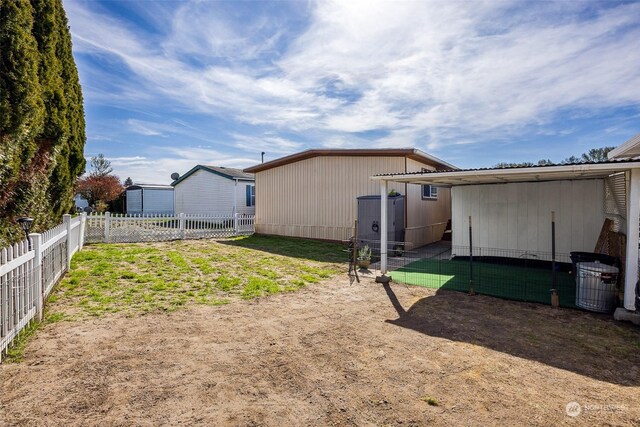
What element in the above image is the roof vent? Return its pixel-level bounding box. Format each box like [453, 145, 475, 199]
[170, 172, 179, 180]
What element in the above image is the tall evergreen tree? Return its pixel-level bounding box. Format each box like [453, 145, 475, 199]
[0, 0, 86, 246]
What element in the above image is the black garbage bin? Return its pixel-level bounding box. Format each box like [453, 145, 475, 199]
[569, 252, 619, 274]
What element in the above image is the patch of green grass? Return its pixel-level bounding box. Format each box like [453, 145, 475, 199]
[216, 275, 241, 292]
[166, 251, 189, 270]
[4, 320, 39, 363]
[45, 236, 344, 320]
[242, 276, 280, 299]
[192, 257, 218, 275]
[300, 274, 320, 283]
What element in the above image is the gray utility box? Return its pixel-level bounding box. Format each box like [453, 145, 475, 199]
[357, 195, 405, 254]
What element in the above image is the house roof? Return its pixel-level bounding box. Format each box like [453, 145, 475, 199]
[243, 148, 456, 173]
[127, 184, 174, 190]
[608, 132, 640, 160]
[371, 159, 640, 186]
[171, 165, 255, 186]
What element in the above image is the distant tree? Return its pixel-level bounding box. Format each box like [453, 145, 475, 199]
[123, 177, 133, 187]
[76, 175, 124, 206]
[89, 154, 113, 177]
[496, 146, 615, 169]
[561, 155, 581, 164]
[494, 159, 554, 168]
[581, 147, 615, 163]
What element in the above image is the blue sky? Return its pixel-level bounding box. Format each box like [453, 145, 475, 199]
[64, 0, 640, 184]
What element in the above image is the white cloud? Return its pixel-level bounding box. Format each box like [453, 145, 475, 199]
[66, 0, 640, 157]
[127, 119, 164, 136]
[104, 147, 259, 184]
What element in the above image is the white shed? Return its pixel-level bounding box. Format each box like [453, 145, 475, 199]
[171, 165, 255, 215]
[126, 184, 174, 215]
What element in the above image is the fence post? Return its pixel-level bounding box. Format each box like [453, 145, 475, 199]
[30, 233, 43, 322]
[234, 212, 239, 236]
[105, 212, 111, 243]
[179, 213, 186, 239]
[79, 213, 86, 250]
[63, 214, 72, 270]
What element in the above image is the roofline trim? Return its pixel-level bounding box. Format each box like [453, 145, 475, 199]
[608, 132, 640, 159]
[371, 161, 640, 183]
[243, 148, 456, 173]
[171, 165, 255, 186]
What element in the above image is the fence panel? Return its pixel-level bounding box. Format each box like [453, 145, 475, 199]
[85, 214, 105, 244]
[109, 213, 181, 243]
[84, 212, 255, 243]
[0, 240, 37, 361]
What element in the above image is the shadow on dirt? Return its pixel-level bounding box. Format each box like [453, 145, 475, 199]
[382, 283, 640, 386]
[219, 234, 346, 264]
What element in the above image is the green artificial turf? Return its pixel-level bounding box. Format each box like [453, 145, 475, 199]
[389, 258, 577, 307]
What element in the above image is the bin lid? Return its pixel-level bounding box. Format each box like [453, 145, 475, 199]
[577, 262, 619, 273]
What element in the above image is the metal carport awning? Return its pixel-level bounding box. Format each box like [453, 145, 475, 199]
[370, 161, 640, 187]
[371, 160, 640, 312]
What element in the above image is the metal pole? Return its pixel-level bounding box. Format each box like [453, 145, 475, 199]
[469, 215, 475, 295]
[380, 180, 388, 274]
[551, 211, 559, 307]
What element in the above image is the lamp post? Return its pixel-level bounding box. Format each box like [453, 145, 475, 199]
[17, 217, 34, 250]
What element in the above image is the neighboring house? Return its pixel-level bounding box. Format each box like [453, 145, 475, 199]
[74, 194, 89, 211]
[171, 165, 255, 215]
[243, 148, 456, 248]
[126, 184, 174, 215]
[372, 132, 640, 313]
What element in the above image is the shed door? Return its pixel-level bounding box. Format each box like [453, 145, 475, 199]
[127, 189, 143, 213]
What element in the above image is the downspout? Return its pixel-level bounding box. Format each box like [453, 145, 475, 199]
[233, 178, 238, 215]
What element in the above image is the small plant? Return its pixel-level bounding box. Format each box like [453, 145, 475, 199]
[421, 396, 439, 406]
[358, 245, 372, 261]
[357, 245, 372, 268]
[388, 189, 400, 196]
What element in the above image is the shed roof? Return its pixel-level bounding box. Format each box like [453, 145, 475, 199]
[171, 165, 254, 186]
[371, 159, 640, 186]
[243, 148, 456, 173]
[127, 184, 174, 190]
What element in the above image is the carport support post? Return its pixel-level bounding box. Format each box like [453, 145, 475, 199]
[469, 216, 475, 295]
[380, 180, 388, 274]
[624, 168, 640, 311]
[551, 211, 559, 308]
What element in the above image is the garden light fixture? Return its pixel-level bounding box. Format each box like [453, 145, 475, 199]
[17, 217, 34, 249]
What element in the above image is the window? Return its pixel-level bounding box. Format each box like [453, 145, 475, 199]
[246, 185, 255, 207]
[421, 168, 438, 200]
[422, 184, 438, 200]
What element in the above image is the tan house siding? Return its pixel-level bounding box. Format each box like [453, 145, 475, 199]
[254, 155, 452, 245]
[404, 159, 451, 249]
[255, 156, 405, 241]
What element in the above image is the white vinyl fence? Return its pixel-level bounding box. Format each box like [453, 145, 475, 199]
[0, 211, 255, 360]
[0, 214, 85, 361]
[84, 212, 255, 243]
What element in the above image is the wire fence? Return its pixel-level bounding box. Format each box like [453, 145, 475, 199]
[359, 239, 622, 311]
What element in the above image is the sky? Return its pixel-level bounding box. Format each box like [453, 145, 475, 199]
[64, 0, 640, 184]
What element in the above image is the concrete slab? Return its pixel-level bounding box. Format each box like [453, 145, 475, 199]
[613, 307, 640, 326]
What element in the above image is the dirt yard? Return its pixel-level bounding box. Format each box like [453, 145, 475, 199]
[1, 276, 639, 426]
